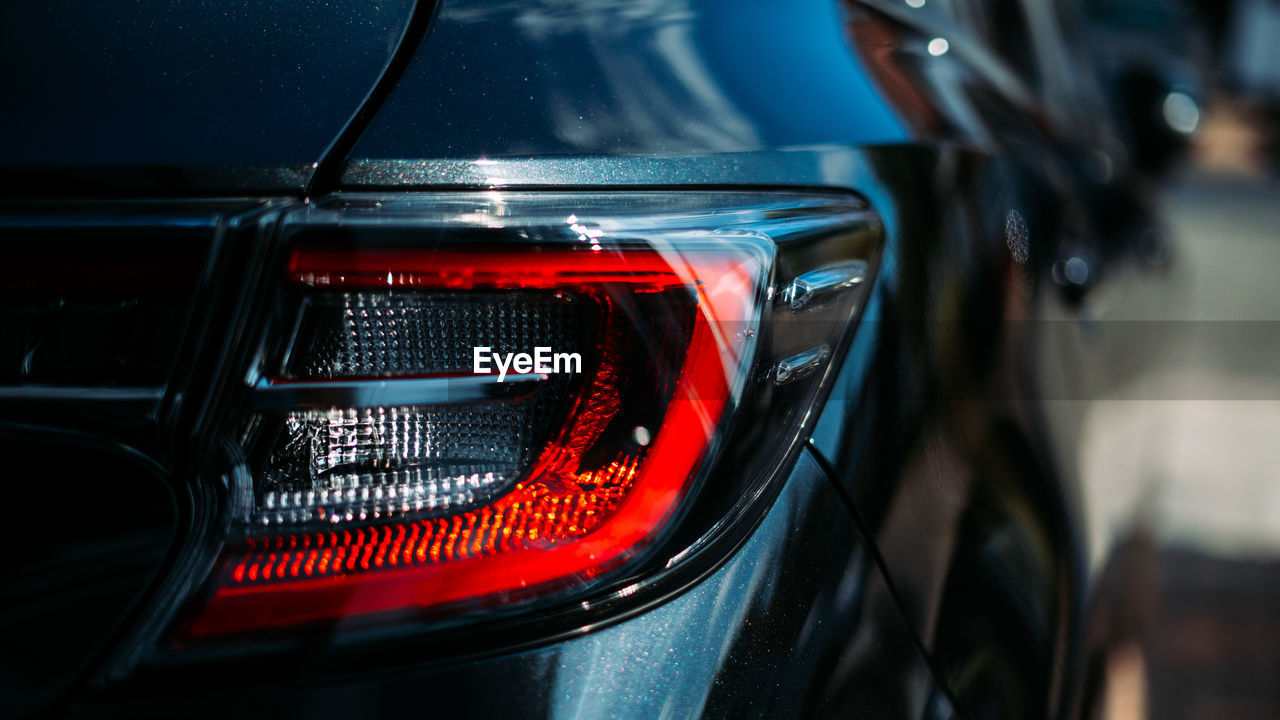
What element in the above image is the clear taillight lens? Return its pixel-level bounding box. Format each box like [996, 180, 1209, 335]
[256, 288, 588, 526]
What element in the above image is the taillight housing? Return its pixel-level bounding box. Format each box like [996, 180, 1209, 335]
[160, 191, 881, 656]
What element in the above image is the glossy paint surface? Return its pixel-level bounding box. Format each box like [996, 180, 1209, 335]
[808, 145, 1081, 719]
[0, 0, 414, 167]
[351, 0, 908, 161]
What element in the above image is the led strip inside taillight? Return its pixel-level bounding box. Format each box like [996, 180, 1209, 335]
[181, 243, 766, 636]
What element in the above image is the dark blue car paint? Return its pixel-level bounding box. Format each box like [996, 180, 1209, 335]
[0, 0, 415, 170]
[351, 0, 908, 160]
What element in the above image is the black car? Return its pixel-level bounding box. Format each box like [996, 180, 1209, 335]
[0, 0, 1173, 718]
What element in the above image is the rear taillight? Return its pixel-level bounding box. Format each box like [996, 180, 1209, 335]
[159, 192, 881, 654]
[189, 241, 763, 634]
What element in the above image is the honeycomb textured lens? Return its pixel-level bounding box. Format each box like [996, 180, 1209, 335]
[292, 291, 582, 378]
[250, 290, 587, 526]
[259, 399, 566, 526]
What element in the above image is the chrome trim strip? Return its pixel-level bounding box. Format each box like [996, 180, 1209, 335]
[772, 346, 831, 385]
[252, 373, 549, 411]
[780, 261, 869, 311]
[0, 386, 164, 402]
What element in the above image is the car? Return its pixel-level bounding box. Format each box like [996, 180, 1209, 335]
[0, 0, 1172, 717]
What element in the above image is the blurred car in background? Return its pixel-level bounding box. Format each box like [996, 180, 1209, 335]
[0, 0, 1194, 717]
[1083, 0, 1210, 175]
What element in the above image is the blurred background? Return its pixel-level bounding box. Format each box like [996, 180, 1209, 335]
[1071, 0, 1280, 717]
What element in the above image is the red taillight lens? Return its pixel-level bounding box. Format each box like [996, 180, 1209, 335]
[149, 191, 883, 657]
[181, 241, 767, 636]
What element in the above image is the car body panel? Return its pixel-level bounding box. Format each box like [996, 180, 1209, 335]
[0, 0, 416, 190]
[0, 0, 1166, 717]
[340, 2, 1100, 710]
[349, 0, 909, 162]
